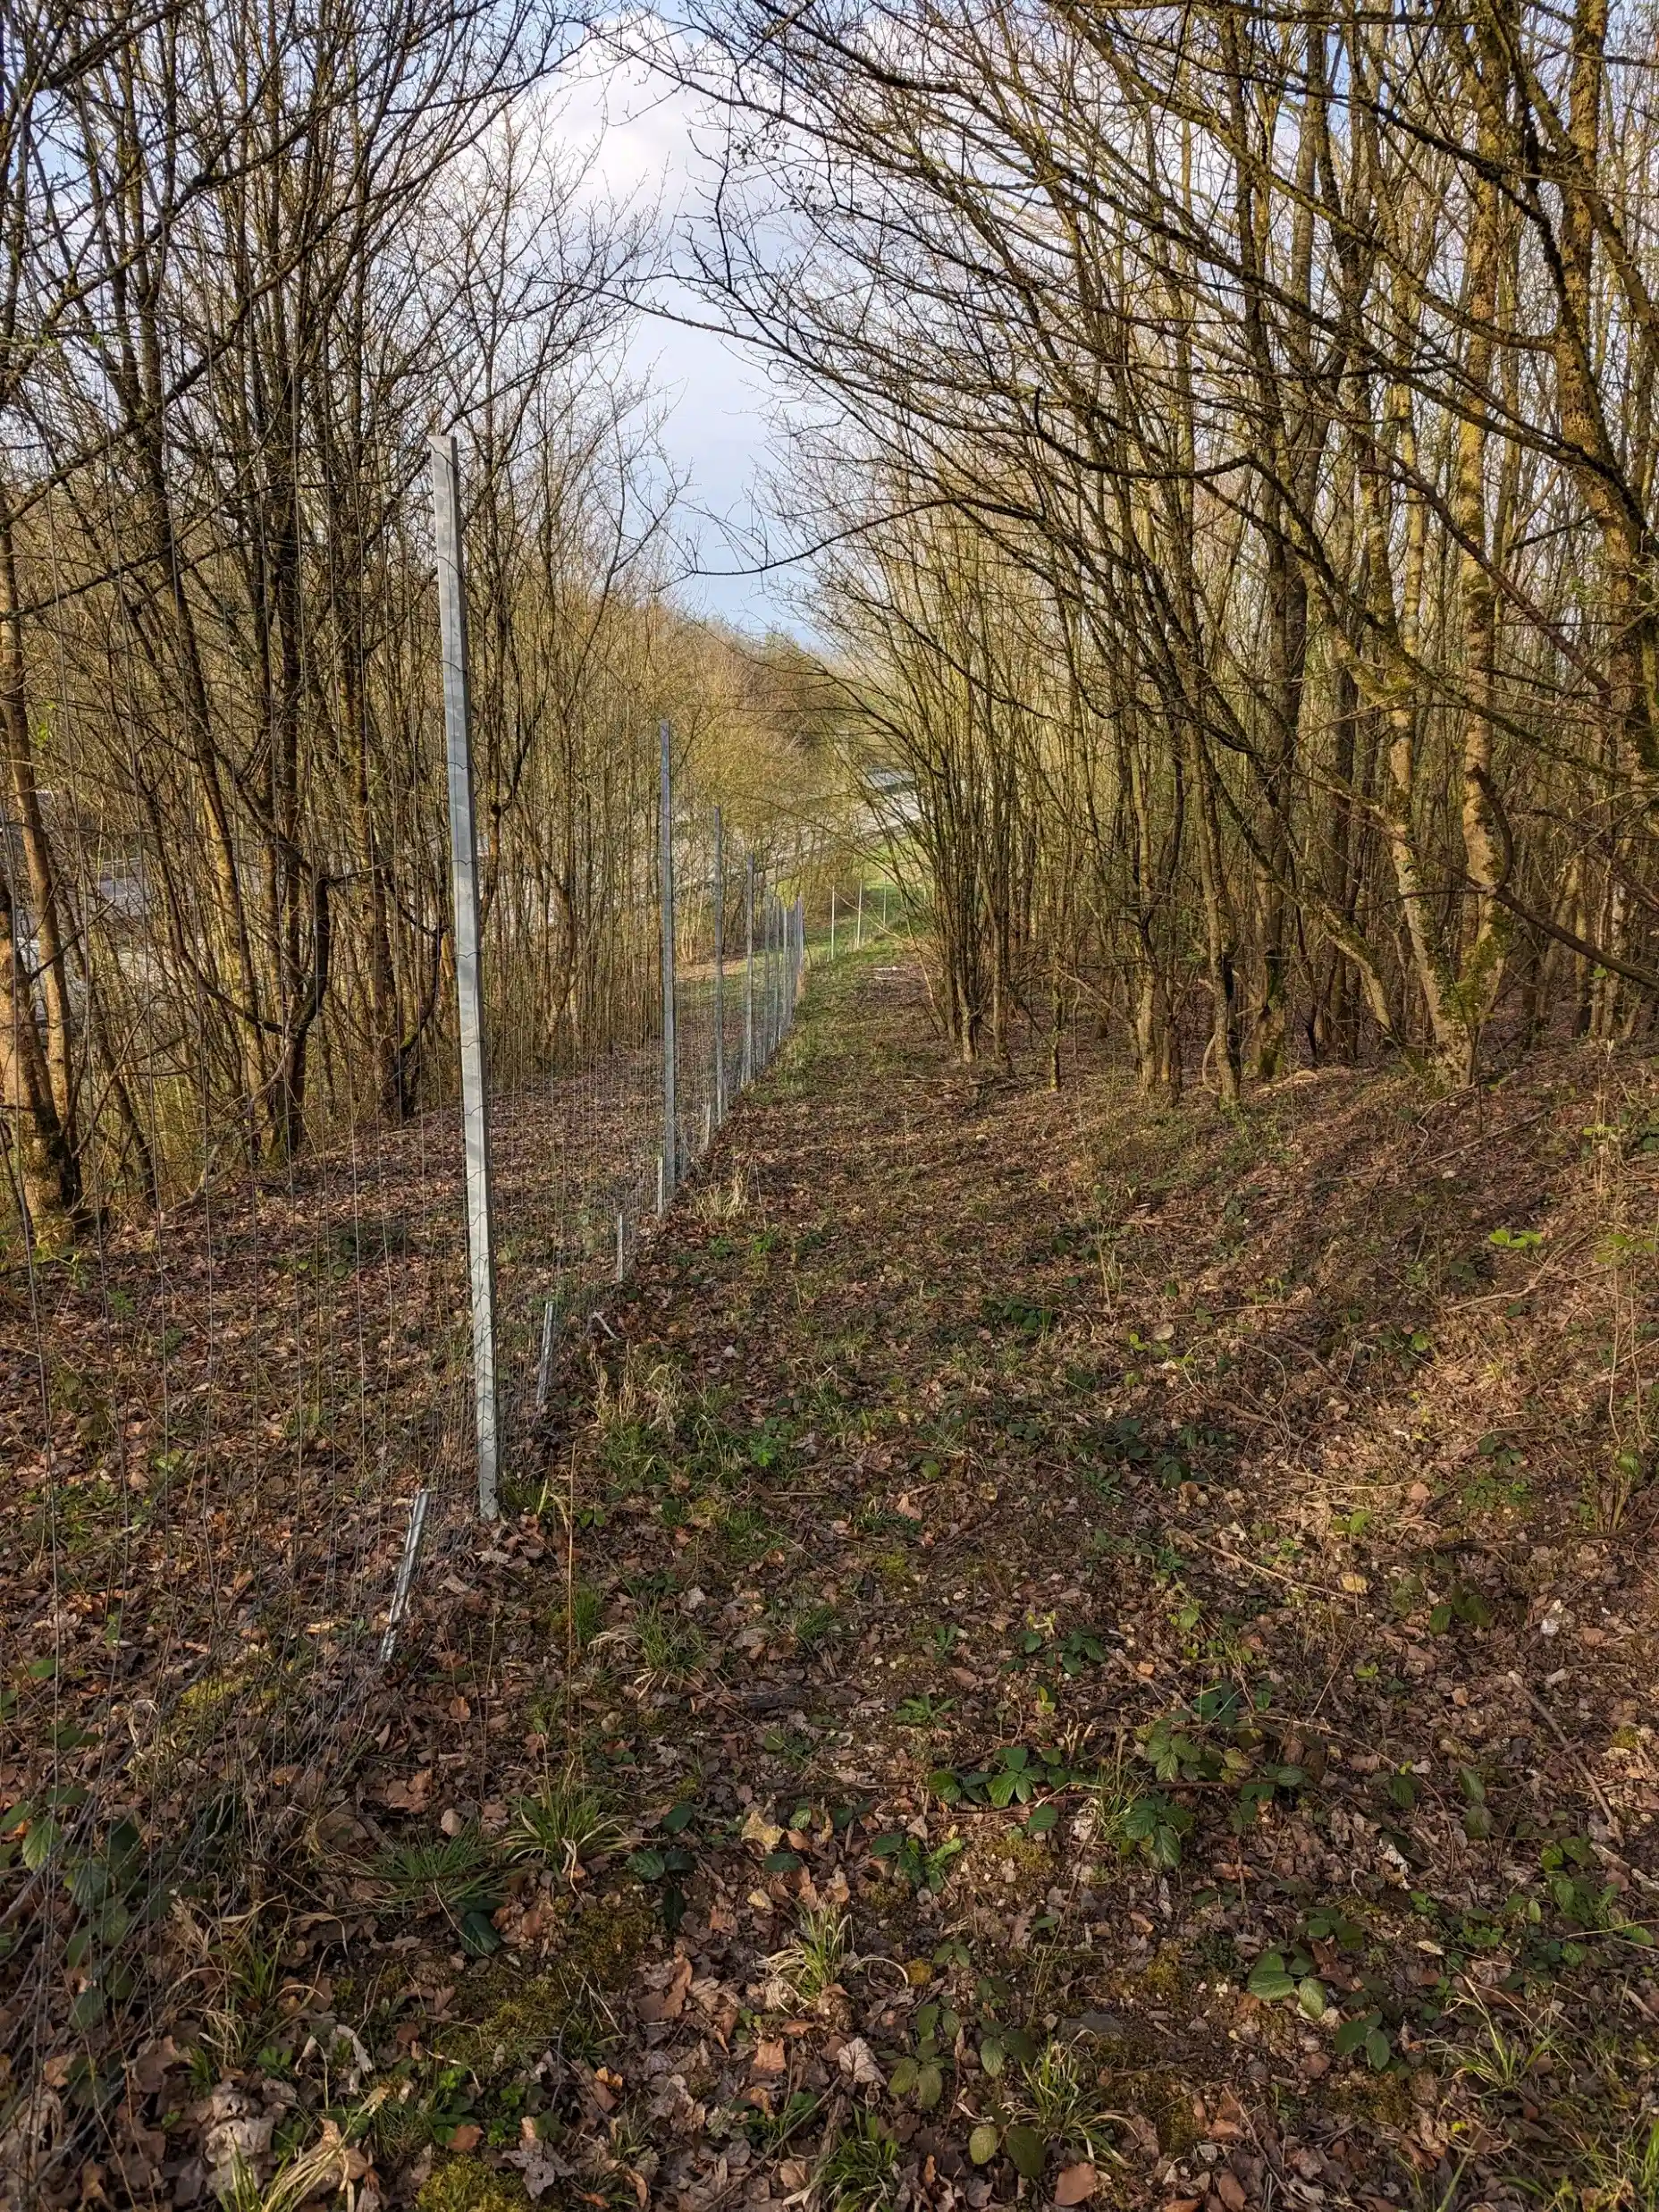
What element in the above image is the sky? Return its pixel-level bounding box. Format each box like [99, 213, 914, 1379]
[558, 41, 804, 637]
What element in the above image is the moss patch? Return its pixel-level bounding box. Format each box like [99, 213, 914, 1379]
[441, 1892, 653, 2077]
[1326, 2064, 1415, 2130]
[416, 2156, 531, 2212]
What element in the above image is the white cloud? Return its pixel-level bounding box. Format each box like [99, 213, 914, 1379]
[551, 32, 803, 633]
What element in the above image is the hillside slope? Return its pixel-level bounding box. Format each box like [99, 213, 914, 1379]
[55, 956, 1659, 2211]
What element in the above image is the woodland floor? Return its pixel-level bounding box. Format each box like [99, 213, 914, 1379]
[12, 951, 1659, 2212]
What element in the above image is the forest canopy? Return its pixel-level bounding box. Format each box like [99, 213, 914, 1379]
[663, 0, 1659, 1090]
[0, 0, 847, 1239]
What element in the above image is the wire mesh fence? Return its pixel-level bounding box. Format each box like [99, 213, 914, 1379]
[0, 436, 807, 2186]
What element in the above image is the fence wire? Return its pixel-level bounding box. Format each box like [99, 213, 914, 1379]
[0, 445, 806, 2191]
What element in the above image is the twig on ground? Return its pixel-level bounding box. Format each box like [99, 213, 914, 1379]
[1505, 1668, 1621, 1841]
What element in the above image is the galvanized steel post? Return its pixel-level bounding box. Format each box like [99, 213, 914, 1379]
[743, 856, 755, 1084]
[658, 720, 677, 1206]
[430, 431, 500, 1522]
[712, 806, 726, 1123]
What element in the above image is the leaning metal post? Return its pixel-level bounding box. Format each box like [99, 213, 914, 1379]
[431, 430, 500, 1522]
[743, 855, 755, 1084]
[712, 806, 726, 1123]
[659, 719, 678, 1206]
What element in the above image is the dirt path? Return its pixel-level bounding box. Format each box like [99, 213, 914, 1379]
[49, 954, 1659, 2211]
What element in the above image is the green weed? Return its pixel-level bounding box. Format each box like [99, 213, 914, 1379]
[370, 1830, 501, 1953]
[819, 2115, 899, 2212]
[504, 1768, 625, 1880]
[766, 1903, 848, 2008]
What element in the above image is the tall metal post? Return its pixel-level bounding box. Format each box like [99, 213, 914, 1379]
[830, 884, 838, 961]
[659, 721, 678, 1205]
[764, 896, 775, 1060]
[777, 895, 785, 1045]
[431, 431, 500, 1522]
[856, 881, 864, 950]
[743, 856, 755, 1083]
[712, 806, 726, 1123]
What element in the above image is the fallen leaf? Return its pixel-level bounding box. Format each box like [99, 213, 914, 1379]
[505, 2137, 572, 2203]
[1054, 2163, 1096, 2205]
[753, 2039, 787, 2076]
[575, 2064, 618, 2115]
[742, 1807, 785, 1853]
[836, 2037, 883, 2090]
[637, 1956, 693, 2023]
[1214, 2173, 1247, 2212]
[449, 2124, 482, 2152]
[131, 2039, 180, 2094]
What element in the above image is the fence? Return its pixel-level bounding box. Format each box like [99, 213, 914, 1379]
[0, 437, 804, 2184]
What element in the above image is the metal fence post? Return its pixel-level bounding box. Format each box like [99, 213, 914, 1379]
[743, 855, 755, 1085]
[712, 806, 726, 1123]
[431, 430, 500, 1523]
[659, 719, 677, 1204]
[764, 895, 774, 1061]
[856, 881, 863, 951]
[775, 895, 783, 1053]
[830, 884, 837, 961]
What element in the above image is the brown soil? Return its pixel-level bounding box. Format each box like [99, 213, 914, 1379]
[7, 954, 1659, 2211]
